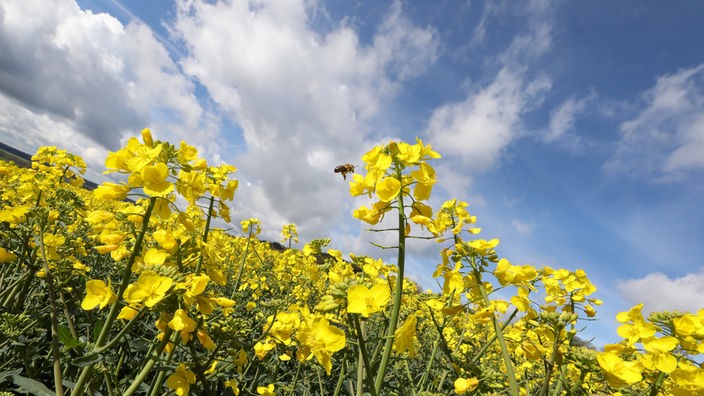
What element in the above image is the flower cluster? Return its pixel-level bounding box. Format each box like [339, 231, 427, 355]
[1, 133, 702, 396]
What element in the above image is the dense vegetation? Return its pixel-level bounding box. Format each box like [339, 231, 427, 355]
[0, 130, 702, 395]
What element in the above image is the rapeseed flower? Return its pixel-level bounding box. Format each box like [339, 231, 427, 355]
[454, 377, 479, 394]
[123, 270, 173, 308]
[81, 279, 116, 310]
[347, 284, 390, 317]
[297, 316, 346, 375]
[166, 364, 196, 396]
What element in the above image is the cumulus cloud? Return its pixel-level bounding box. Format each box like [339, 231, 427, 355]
[426, 68, 551, 170]
[425, 0, 554, 183]
[604, 64, 704, 181]
[172, 0, 439, 241]
[0, 0, 204, 157]
[618, 268, 704, 314]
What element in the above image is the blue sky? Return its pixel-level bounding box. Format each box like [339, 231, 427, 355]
[1, 0, 703, 346]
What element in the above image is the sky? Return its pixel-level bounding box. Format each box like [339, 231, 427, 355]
[1, 0, 703, 346]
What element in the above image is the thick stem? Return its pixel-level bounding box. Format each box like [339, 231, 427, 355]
[373, 164, 406, 394]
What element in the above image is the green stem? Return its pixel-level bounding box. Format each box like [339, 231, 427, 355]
[373, 163, 406, 395]
[233, 232, 252, 293]
[469, 308, 519, 365]
[351, 315, 377, 396]
[123, 328, 174, 396]
[473, 267, 519, 396]
[38, 233, 65, 396]
[538, 326, 563, 396]
[645, 371, 668, 396]
[417, 335, 440, 391]
[194, 196, 215, 274]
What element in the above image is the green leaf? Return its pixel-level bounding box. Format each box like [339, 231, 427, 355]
[57, 326, 82, 349]
[6, 373, 56, 396]
[92, 318, 104, 342]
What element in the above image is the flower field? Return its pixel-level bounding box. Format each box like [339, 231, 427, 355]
[0, 130, 702, 395]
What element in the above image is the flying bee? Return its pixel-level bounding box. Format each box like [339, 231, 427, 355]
[334, 163, 355, 180]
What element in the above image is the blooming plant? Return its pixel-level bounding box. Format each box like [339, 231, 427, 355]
[0, 131, 702, 395]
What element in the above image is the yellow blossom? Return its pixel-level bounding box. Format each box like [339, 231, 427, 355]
[168, 309, 198, 342]
[597, 352, 643, 388]
[454, 377, 479, 394]
[165, 364, 196, 396]
[0, 246, 17, 263]
[94, 182, 130, 201]
[81, 279, 116, 310]
[347, 284, 391, 317]
[123, 270, 173, 308]
[141, 162, 173, 197]
[394, 314, 417, 357]
[257, 384, 275, 396]
[297, 316, 346, 375]
[375, 176, 401, 202]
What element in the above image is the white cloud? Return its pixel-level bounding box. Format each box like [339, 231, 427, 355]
[426, 68, 551, 171]
[511, 219, 533, 235]
[604, 64, 704, 181]
[545, 94, 591, 144]
[618, 268, 704, 314]
[425, 2, 553, 183]
[0, 0, 206, 155]
[172, 0, 439, 242]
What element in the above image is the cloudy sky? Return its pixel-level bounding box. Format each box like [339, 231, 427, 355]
[2, 0, 703, 345]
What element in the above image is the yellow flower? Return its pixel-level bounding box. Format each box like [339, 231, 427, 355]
[123, 270, 173, 308]
[81, 279, 116, 310]
[256, 384, 275, 396]
[454, 377, 479, 394]
[347, 284, 391, 317]
[178, 141, 199, 163]
[168, 309, 198, 342]
[139, 162, 173, 197]
[443, 269, 464, 296]
[153, 229, 178, 251]
[197, 329, 217, 350]
[297, 316, 346, 375]
[165, 364, 196, 396]
[409, 162, 436, 200]
[254, 340, 276, 360]
[94, 182, 130, 201]
[177, 274, 210, 306]
[596, 352, 643, 388]
[241, 218, 261, 235]
[141, 128, 154, 147]
[177, 170, 206, 203]
[494, 258, 538, 287]
[467, 238, 499, 256]
[117, 304, 142, 320]
[394, 314, 417, 357]
[362, 145, 392, 171]
[0, 246, 17, 263]
[510, 286, 532, 312]
[673, 313, 704, 338]
[375, 176, 401, 202]
[142, 247, 169, 267]
[641, 336, 679, 373]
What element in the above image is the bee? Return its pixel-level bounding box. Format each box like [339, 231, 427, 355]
[334, 163, 355, 180]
